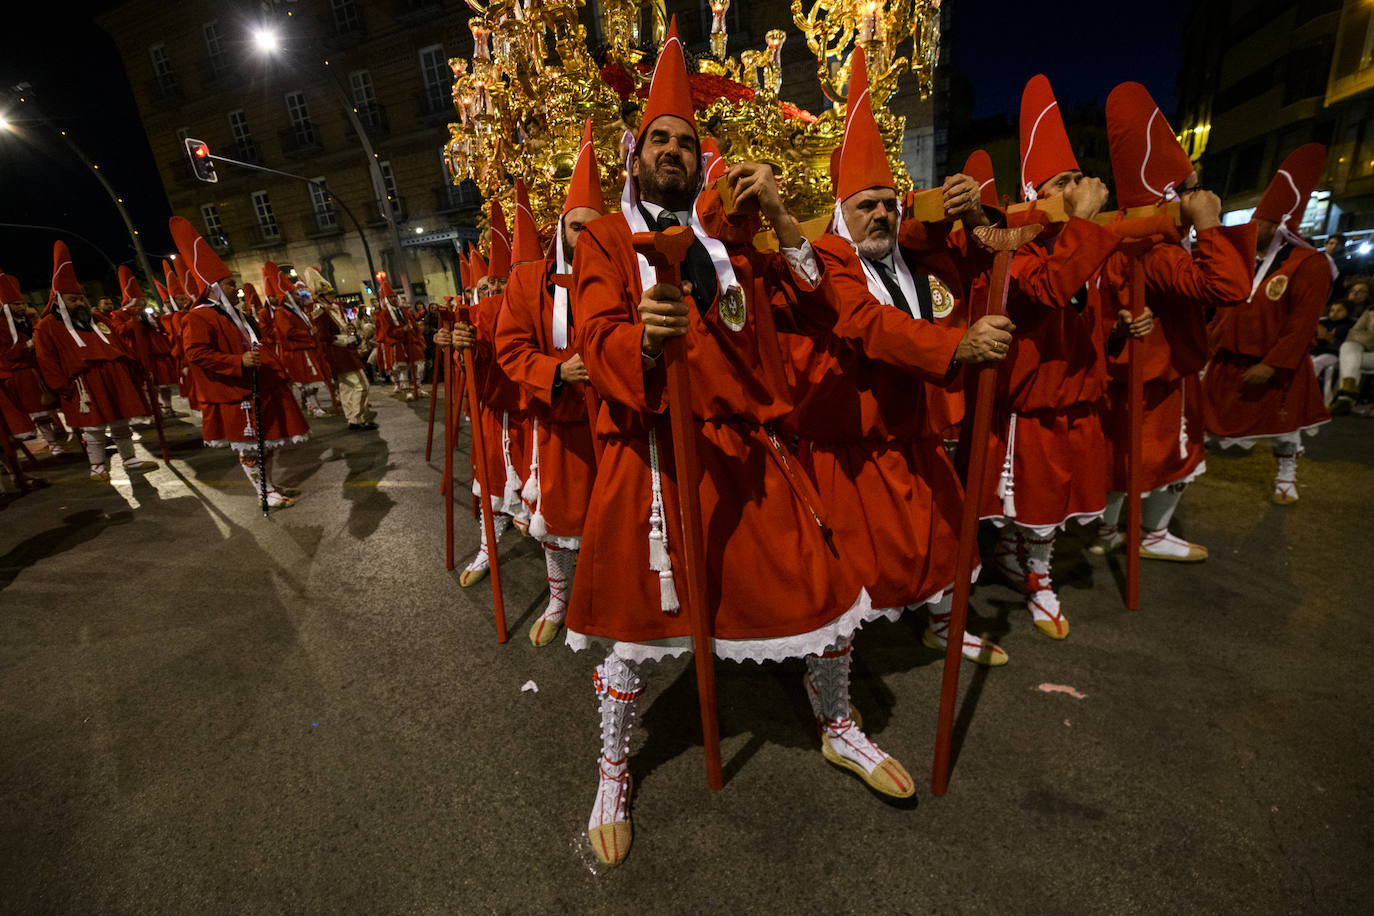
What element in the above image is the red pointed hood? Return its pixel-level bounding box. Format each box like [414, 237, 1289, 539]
[51, 240, 81, 297]
[169, 216, 232, 287]
[1019, 74, 1078, 200]
[565, 117, 606, 214]
[835, 47, 895, 203]
[1106, 82, 1195, 208]
[163, 259, 184, 298]
[177, 261, 203, 301]
[118, 266, 141, 306]
[963, 150, 1000, 210]
[487, 199, 511, 279]
[470, 246, 488, 281]
[1254, 143, 1326, 233]
[511, 179, 543, 265]
[457, 250, 469, 294]
[638, 16, 696, 147]
[378, 278, 397, 300]
[243, 282, 263, 312]
[0, 270, 21, 305]
[153, 278, 169, 303]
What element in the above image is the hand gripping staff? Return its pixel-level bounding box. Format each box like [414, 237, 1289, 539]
[439, 306, 467, 569]
[631, 225, 723, 792]
[457, 303, 507, 642]
[932, 222, 1042, 796]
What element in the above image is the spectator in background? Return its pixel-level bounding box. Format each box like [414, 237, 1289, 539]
[1324, 233, 1347, 298]
[1331, 279, 1374, 415]
[1313, 301, 1355, 403]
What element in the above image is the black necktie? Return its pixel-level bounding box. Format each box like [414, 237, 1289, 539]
[645, 207, 718, 312]
[870, 260, 914, 318]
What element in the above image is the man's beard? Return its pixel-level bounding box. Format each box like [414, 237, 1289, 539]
[637, 151, 698, 211]
[855, 231, 896, 261]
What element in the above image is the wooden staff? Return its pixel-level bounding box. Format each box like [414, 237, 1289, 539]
[426, 301, 452, 462]
[457, 303, 507, 642]
[1125, 262, 1146, 611]
[441, 309, 463, 568]
[631, 226, 723, 792]
[932, 223, 1043, 797]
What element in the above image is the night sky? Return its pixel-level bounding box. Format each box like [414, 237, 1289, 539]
[2, 0, 1191, 294]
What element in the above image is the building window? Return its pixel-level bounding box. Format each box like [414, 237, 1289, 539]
[285, 91, 315, 142]
[350, 70, 377, 107]
[227, 110, 258, 159]
[201, 204, 224, 239]
[252, 190, 281, 240]
[203, 22, 229, 76]
[332, 0, 362, 32]
[309, 179, 338, 230]
[149, 44, 178, 94]
[418, 44, 448, 113]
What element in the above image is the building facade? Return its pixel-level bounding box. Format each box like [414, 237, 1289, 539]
[1176, 0, 1374, 260]
[100, 0, 938, 301]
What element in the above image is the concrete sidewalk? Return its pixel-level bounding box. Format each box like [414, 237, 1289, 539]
[2, 396, 1371, 913]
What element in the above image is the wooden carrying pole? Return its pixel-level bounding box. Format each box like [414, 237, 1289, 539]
[1125, 263, 1146, 611]
[932, 223, 1042, 796]
[425, 301, 452, 462]
[631, 226, 723, 792]
[457, 304, 507, 642]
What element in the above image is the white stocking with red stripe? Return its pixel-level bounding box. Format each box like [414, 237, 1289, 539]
[1021, 526, 1063, 625]
[465, 512, 512, 573]
[804, 637, 893, 778]
[589, 653, 642, 833]
[536, 544, 576, 627]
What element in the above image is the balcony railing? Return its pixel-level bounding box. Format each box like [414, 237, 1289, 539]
[227, 139, 262, 164]
[435, 182, 480, 213]
[304, 211, 342, 239]
[371, 196, 407, 225]
[208, 234, 232, 255]
[280, 124, 323, 159]
[255, 223, 285, 246]
[145, 76, 183, 105]
[322, 11, 368, 49]
[351, 102, 390, 142]
[415, 89, 453, 127]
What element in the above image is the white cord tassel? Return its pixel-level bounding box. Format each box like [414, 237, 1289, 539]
[647, 429, 680, 613]
[524, 418, 547, 539]
[1178, 385, 1189, 461]
[997, 411, 1018, 519]
[500, 410, 522, 515]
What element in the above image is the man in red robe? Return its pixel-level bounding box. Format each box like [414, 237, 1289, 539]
[374, 279, 425, 400]
[109, 265, 179, 418]
[0, 269, 67, 455]
[1089, 83, 1254, 559]
[266, 261, 331, 418]
[171, 218, 308, 508]
[496, 154, 602, 647]
[566, 20, 913, 867]
[33, 241, 156, 480]
[791, 48, 1015, 667]
[1202, 144, 1331, 503]
[451, 202, 530, 587]
[978, 75, 1133, 640]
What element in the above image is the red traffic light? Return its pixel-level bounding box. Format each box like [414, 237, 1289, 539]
[193, 143, 209, 158]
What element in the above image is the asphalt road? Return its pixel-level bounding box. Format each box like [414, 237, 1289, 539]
[2, 392, 1371, 913]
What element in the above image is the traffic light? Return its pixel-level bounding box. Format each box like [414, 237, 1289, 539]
[184, 137, 218, 183]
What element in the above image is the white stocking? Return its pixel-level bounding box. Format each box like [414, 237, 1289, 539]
[32, 414, 63, 453]
[589, 653, 643, 832]
[159, 386, 174, 410]
[465, 512, 512, 573]
[538, 544, 576, 625]
[993, 525, 1026, 588]
[1141, 484, 1184, 532]
[81, 428, 107, 472]
[804, 637, 895, 778]
[240, 455, 265, 497]
[305, 386, 323, 412]
[1099, 491, 1125, 531]
[1021, 526, 1064, 627]
[110, 421, 135, 462]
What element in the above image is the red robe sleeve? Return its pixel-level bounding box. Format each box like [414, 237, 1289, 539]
[1011, 217, 1119, 309]
[1143, 225, 1254, 307]
[33, 321, 73, 396]
[813, 236, 963, 381]
[183, 311, 249, 378]
[572, 219, 667, 414]
[496, 264, 562, 411]
[1265, 254, 1332, 370]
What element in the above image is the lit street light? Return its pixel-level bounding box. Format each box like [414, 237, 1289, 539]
[251, 27, 281, 54]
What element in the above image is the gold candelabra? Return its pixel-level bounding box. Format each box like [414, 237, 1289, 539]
[443, 0, 946, 239]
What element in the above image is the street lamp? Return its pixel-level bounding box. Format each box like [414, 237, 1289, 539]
[249, 20, 414, 302]
[251, 27, 281, 54]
